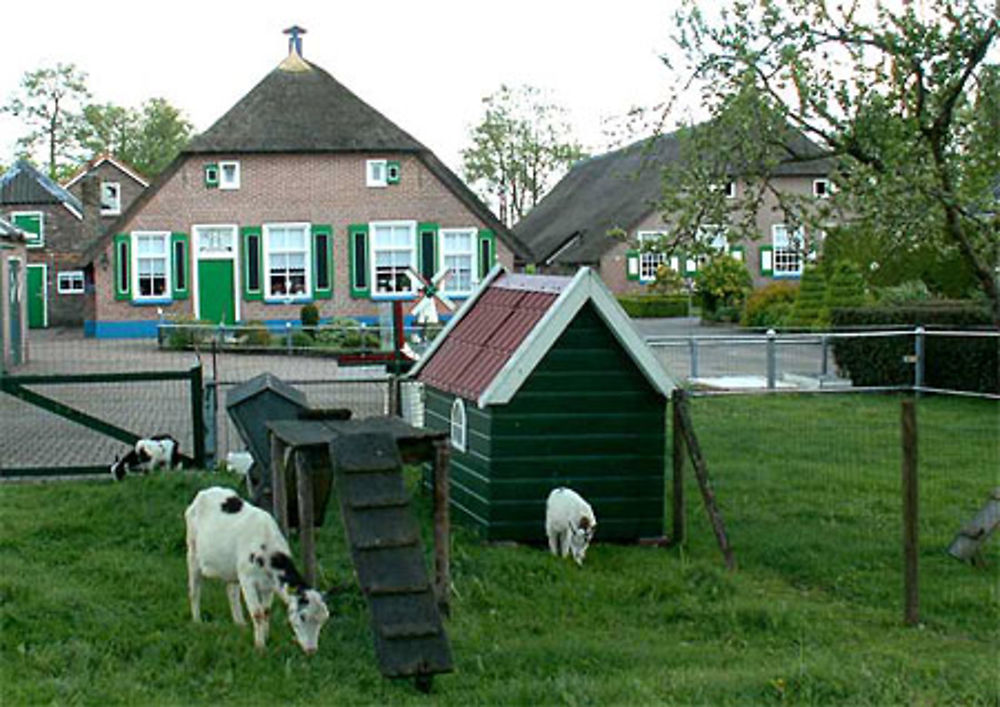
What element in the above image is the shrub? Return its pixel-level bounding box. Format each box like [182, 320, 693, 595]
[242, 320, 273, 348]
[831, 302, 997, 393]
[300, 303, 320, 336]
[874, 280, 932, 306]
[693, 257, 752, 315]
[825, 260, 866, 310]
[617, 294, 690, 318]
[741, 282, 799, 328]
[290, 331, 314, 349]
[315, 317, 381, 350]
[165, 316, 213, 350]
[788, 265, 828, 329]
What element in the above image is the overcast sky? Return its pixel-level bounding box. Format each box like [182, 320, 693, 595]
[0, 0, 687, 175]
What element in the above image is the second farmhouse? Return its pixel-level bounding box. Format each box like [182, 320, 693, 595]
[84, 30, 528, 337]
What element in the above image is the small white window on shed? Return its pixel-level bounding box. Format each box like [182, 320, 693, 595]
[367, 159, 388, 188]
[450, 398, 467, 452]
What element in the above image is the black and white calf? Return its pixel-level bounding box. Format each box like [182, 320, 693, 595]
[184, 486, 330, 654]
[110, 435, 181, 481]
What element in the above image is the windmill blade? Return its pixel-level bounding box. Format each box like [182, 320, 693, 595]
[436, 291, 457, 311]
[404, 267, 425, 292]
[430, 267, 451, 289]
[412, 296, 439, 325]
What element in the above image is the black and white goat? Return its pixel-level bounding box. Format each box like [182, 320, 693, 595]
[110, 435, 181, 481]
[184, 486, 330, 654]
[545, 487, 597, 566]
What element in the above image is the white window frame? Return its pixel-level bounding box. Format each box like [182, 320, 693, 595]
[370, 220, 417, 296]
[11, 211, 44, 248]
[813, 179, 830, 199]
[366, 159, 388, 188]
[450, 398, 467, 452]
[637, 231, 669, 282]
[263, 222, 312, 301]
[772, 224, 805, 277]
[57, 270, 85, 295]
[131, 231, 172, 301]
[219, 161, 241, 190]
[100, 181, 121, 215]
[439, 227, 478, 296]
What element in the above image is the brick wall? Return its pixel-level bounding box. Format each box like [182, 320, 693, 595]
[66, 161, 147, 237]
[94, 152, 514, 325]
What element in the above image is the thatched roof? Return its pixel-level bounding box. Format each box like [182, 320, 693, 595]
[186, 55, 427, 155]
[514, 129, 833, 267]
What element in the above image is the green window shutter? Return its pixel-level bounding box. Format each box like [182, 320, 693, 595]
[348, 224, 370, 299]
[730, 245, 745, 262]
[418, 222, 438, 281]
[13, 213, 43, 246]
[759, 245, 774, 277]
[171, 232, 190, 299]
[204, 163, 219, 188]
[113, 234, 131, 301]
[241, 226, 262, 300]
[626, 249, 641, 281]
[477, 229, 496, 279]
[386, 161, 401, 184]
[311, 224, 333, 299]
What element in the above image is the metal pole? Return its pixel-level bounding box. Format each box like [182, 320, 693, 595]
[914, 326, 925, 393]
[688, 337, 699, 379]
[766, 328, 777, 390]
[820, 334, 829, 377]
[286, 322, 292, 355]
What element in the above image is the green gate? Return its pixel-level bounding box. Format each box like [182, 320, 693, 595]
[0, 366, 206, 478]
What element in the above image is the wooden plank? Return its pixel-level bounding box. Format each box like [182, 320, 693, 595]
[270, 433, 289, 537]
[433, 438, 451, 617]
[672, 390, 686, 546]
[2, 370, 196, 385]
[675, 389, 736, 571]
[295, 449, 317, 587]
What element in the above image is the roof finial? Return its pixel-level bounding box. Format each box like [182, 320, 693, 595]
[283, 25, 306, 56]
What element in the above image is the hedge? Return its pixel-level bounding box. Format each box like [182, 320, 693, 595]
[617, 295, 690, 318]
[830, 303, 997, 394]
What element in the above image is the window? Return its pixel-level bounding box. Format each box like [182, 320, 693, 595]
[637, 231, 669, 282]
[386, 161, 401, 184]
[772, 224, 805, 276]
[813, 179, 830, 198]
[100, 182, 121, 215]
[57, 270, 85, 294]
[440, 228, 476, 294]
[219, 161, 240, 190]
[11, 211, 43, 247]
[204, 163, 219, 188]
[371, 221, 416, 295]
[264, 223, 311, 299]
[132, 231, 171, 299]
[366, 159, 388, 188]
[195, 225, 236, 255]
[450, 398, 467, 452]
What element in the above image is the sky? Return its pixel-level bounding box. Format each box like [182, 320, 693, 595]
[0, 0, 687, 176]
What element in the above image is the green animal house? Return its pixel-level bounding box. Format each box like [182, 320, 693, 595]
[410, 266, 675, 542]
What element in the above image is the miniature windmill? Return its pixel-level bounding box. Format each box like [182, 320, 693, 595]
[405, 266, 455, 326]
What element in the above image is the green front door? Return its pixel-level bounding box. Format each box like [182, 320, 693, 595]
[26, 264, 46, 329]
[198, 260, 235, 325]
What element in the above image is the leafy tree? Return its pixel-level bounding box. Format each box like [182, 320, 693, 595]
[462, 84, 586, 227]
[663, 0, 1000, 322]
[77, 97, 192, 177]
[2, 63, 90, 179]
[693, 256, 752, 318]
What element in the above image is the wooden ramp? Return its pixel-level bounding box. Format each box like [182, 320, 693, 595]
[329, 432, 452, 689]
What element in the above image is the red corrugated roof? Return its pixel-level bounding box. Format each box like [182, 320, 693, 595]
[415, 274, 564, 401]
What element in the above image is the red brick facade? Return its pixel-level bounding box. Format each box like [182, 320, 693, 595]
[93, 152, 514, 327]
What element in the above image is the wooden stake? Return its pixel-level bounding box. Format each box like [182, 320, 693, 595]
[902, 398, 919, 626]
[295, 449, 317, 587]
[270, 433, 289, 537]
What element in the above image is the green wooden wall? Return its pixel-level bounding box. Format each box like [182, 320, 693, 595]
[423, 302, 666, 542]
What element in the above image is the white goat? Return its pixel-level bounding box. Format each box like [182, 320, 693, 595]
[184, 486, 330, 654]
[545, 487, 597, 566]
[110, 435, 181, 481]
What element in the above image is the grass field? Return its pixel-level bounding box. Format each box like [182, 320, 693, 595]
[1, 393, 997, 705]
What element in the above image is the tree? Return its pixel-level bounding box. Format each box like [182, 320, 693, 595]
[662, 0, 999, 321]
[2, 63, 90, 179]
[77, 97, 193, 177]
[462, 84, 586, 227]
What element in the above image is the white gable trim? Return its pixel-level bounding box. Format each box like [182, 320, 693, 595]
[64, 156, 150, 189]
[405, 262, 506, 380]
[477, 267, 674, 408]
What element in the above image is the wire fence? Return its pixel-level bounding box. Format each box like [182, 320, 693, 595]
[679, 391, 998, 633]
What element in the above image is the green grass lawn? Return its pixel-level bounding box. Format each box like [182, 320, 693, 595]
[1, 394, 997, 705]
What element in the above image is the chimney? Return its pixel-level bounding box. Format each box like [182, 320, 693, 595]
[283, 25, 306, 56]
[80, 175, 102, 243]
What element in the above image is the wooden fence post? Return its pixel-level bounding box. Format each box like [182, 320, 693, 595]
[433, 438, 452, 617]
[902, 398, 919, 625]
[189, 364, 206, 468]
[671, 389, 686, 546]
